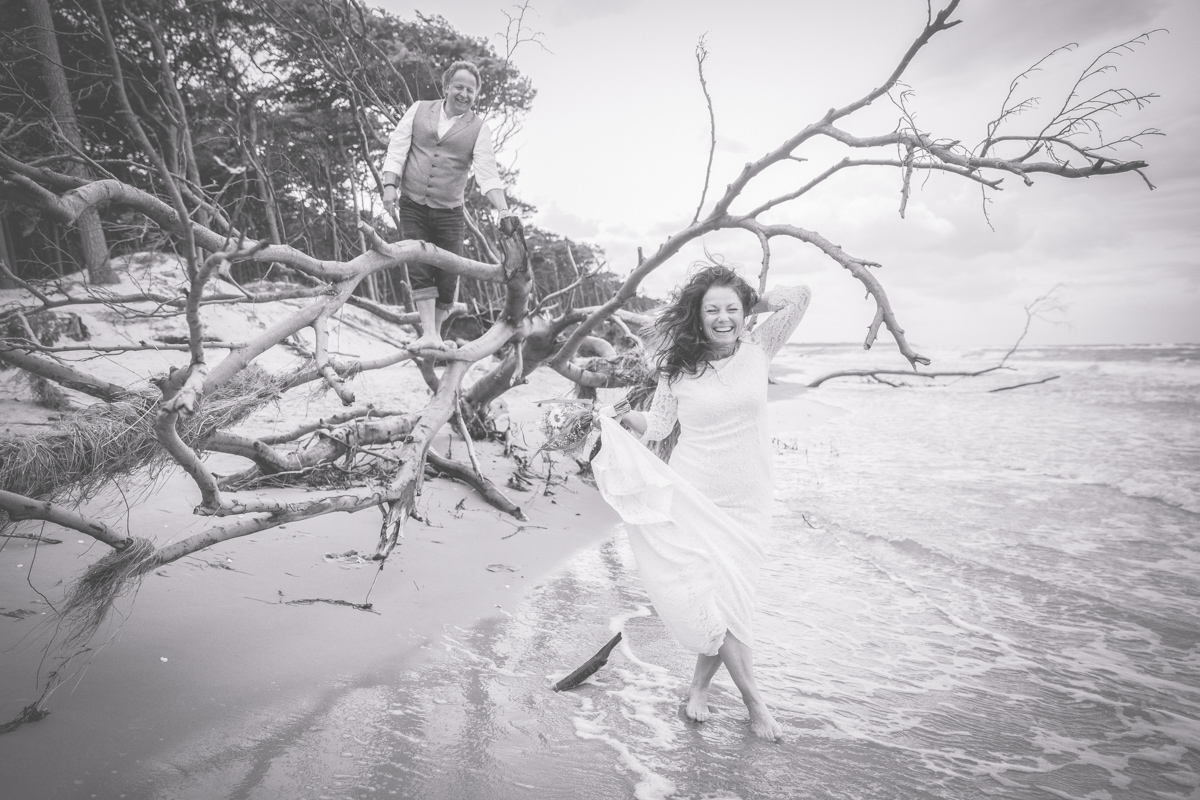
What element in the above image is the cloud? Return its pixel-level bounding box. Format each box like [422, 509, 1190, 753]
[543, 0, 646, 27]
[532, 203, 601, 240]
[962, 0, 1167, 47]
[716, 134, 751, 155]
[431, 0, 1198, 345]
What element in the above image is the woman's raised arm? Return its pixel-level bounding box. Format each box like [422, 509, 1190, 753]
[749, 285, 812, 361]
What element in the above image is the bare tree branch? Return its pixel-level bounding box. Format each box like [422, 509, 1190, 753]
[0, 490, 131, 550]
[754, 222, 930, 368]
[691, 34, 717, 225]
[0, 346, 132, 400]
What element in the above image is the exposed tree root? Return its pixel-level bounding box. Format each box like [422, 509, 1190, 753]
[59, 537, 158, 651]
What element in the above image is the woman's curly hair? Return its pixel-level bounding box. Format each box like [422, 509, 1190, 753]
[654, 262, 758, 383]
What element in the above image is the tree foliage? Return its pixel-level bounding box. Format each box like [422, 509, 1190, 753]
[0, 0, 560, 306]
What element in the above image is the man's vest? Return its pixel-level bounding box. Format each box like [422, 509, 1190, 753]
[400, 100, 485, 209]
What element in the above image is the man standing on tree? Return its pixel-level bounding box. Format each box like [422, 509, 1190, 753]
[381, 60, 515, 350]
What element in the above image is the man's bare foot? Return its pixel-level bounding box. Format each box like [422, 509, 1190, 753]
[685, 688, 711, 722]
[747, 700, 782, 741]
[407, 335, 446, 351]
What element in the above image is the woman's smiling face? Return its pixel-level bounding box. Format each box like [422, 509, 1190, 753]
[699, 285, 746, 351]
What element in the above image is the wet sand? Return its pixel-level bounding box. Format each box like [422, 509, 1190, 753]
[0, 261, 628, 795]
[0, 384, 842, 799]
[0, 378, 624, 797]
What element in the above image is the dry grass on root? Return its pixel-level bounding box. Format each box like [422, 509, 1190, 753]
[223, 457, 394, 492]
[0, 365, 287, 504]
[58, 536, 159, 651]
[0, 536, 161, 736]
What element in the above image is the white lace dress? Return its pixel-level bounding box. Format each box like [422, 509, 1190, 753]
[593, 285, 811, 655]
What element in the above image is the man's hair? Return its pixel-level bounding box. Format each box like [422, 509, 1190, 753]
[441, 61, 481, 89]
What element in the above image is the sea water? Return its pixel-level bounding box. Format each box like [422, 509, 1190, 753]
[220, 345, 1200, 799]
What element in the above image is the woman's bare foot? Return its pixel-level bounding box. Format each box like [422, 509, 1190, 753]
[747, 700, 782, 741]
[685, 687, 711, 722]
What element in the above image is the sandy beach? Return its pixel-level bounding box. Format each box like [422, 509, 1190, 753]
[0, 305, 844, 800]
[4, 311, 1196, 800]
[0, 259, 611, 793]
[0, 259, 838, 796]
[8, 267, 1191, 800]
[1, 394, 841, 800]
[0, 411, 625, 798]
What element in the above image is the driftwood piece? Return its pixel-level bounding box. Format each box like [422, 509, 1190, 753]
[552, 632, 623, 692]
[426, 450, 526, 520]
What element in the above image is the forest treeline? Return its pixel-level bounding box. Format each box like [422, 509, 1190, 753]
[0, 0, 637, 314]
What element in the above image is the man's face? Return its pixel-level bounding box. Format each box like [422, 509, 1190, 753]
[443, 70, 479, 117]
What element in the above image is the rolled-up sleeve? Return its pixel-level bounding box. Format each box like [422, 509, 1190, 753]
[471, 120, 505, 196]
[380, 104, 417, 177]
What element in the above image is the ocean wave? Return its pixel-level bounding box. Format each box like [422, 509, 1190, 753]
[1018, 464, 1200, 515]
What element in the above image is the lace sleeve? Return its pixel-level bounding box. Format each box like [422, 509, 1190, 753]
[749, 284, 812, 361]
[639, 372, 679, 443]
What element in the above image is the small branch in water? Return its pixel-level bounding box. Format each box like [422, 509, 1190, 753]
[809, 365, 1006, 388]
[553, 632, 623, 692]
[989, 375, 1060, 393]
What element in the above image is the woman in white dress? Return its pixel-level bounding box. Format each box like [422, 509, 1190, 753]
[592, 264, 811, 741]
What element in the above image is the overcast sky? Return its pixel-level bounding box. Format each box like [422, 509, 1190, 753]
[379, 0, 1199, 347]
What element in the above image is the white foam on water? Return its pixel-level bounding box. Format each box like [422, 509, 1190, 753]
[1037, 786, 1115, 800]
[1118, 707, 1200, 752]
[572, 710, 678, 800]
[610, 665, 679, 748]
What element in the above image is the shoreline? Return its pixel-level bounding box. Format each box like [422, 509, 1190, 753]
[0, 386, 843, 798]
[0, 362, 634, 796]
[0, 261, 846, 794]
[2, 347, 1188, 798]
